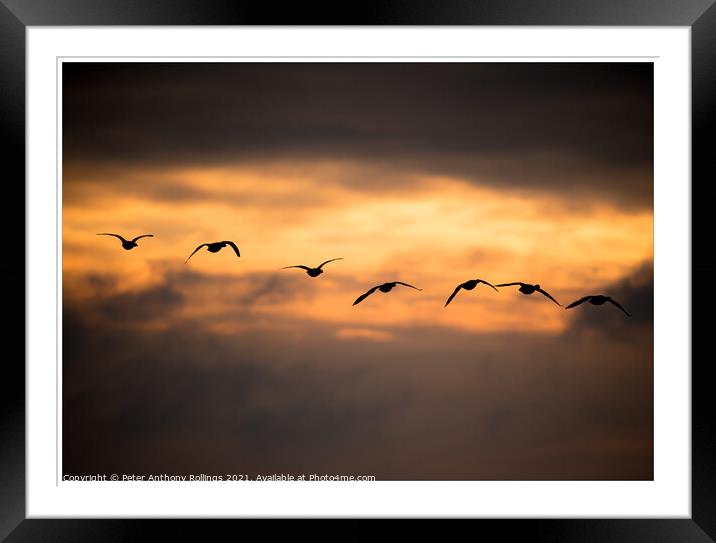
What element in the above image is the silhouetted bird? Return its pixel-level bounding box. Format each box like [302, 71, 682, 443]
[566, 295, 630, 316]
[185, 241, 241, 263]
[97, 233, 153, 250]
[353, 282, 422, 306]
[496, 282, 561, 306]
[444, 278, 499, 307]
[283, 258, 343, 277]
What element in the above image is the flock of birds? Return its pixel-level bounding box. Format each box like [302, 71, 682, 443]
[96, 232, 631, 316]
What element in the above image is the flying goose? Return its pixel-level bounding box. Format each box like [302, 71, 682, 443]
[282, 258, 343, 277]
[566, 295, 630, 316]
[185, 241, 241, 263]
[444, 278, 499, 307]
[353, 282, 422, 306]
[496, 282, 561, 306]
[97, 233, 153, 250]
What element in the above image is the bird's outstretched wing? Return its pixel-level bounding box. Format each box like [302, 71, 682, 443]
[97, 233, 127, 243]
[185, 244, 208, 263]
[353, 286, 380, 306]
[282, 265, 311, 271]
[131, 234, 154, 243]
[607, 297, 630, 316]
[496, 282, 523, 287]
[566, 296, 592, 309]
[444, 285, 463, 307]
[536, 288, 561, 306]
[318, 258, 343, 269]
[395, 282, 422, 291]
[222, 241, 241, 257]
[478, 279, 499, 292]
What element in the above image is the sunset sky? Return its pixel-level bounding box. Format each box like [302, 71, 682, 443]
[62, 62, 653, 480]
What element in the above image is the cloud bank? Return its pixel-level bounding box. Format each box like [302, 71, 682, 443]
[63, 62, 653, 208]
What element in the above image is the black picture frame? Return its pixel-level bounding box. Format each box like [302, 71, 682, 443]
[2, 1, 710, 540]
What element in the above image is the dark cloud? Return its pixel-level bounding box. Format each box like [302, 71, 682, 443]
[564, 261, 653, 340]
[94, 283, 185, 322]
[63, 62, 653, 208]
[62, 265, 653, 480]
[64, 265, 313, 328]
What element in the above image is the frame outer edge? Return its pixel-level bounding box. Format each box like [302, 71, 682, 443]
[0, 0, 714, 26]
[0, 1, 26, 543]
[691, 1, 716, 540]
[4, 0, 713, 539]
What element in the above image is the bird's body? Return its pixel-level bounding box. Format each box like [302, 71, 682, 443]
[283, 258, 343, 277]
[97, 233, 153, 250]
[185, 240, 241, 263]
[353, 281, 422, 306]
[445, 278, 499, 307]
[566, 295, 630, 316]
[496, 282, 561, 306]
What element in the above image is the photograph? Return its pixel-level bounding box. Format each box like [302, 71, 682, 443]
[61, 61, 654, 482]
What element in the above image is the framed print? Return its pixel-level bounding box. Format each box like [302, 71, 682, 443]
[3, 0, 711, 540]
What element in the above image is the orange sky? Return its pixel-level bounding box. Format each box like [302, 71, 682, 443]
[62, 161, 652, 337]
